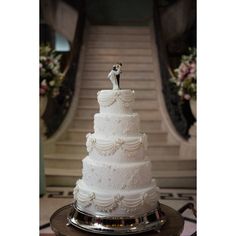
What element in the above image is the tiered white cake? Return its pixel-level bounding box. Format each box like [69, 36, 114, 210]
[73, 89, 160, 217]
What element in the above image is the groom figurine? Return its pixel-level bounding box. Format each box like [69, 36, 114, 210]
[107, 63, 122, 90]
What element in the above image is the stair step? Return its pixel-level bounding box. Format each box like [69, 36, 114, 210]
[71, 117, 162, 130]
[141, 120, 162, 131]
[84, 63, 154, 72]
[88, 34, 151, 42]
[78, 98, 98, 107]
[46, 175, 196, 188]
[87, 41, 151, 49]
[71, 117, 94, 130]
[85, 55, 153, 64]
[147, 132, 168, 143]
[61, 128, 167, 143]
[54, 141, 177, 155]
[44, 159, 82, 169]
[72, 108, 161, 126]
[83, 71, 155, 80]
[75, 107, 161, 120]
[82, 80, 156, 90]
[45, 168, 195, 179]
[55, 141, 86, 155]
[89, 26, 150, 35]
[84, 78, 154, 82]
[45, 153, 195, 171]
[44, 153, 194, 177]
[80, 89, 157, 99]
[44, 153, 84, 161]
[86, 48, 152, 57]
[152, 170, 196, 178]
[151, 160, 196, 171]
[148, 143, 180, 156]
[75, 107, 161, 115]
[45, 153, 195, 166]
[78, 98, 158, 109]
[45, 168, 196, 188]
[81, 81, 157, 90]
[60, 129, 89, 143]
[45, 168, 82, 177]
[156, 178, 196, 189]
[137, 110, 161, 120]
[76, 107, 99, 118]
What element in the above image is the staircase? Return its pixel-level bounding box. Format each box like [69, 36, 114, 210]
[44, 25, 196, 188]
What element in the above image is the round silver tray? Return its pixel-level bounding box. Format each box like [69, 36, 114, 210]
[67, 202, 167, 235]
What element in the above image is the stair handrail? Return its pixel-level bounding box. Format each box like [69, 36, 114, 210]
[152, 0, 195, 139]
[41, 0, 86, 139]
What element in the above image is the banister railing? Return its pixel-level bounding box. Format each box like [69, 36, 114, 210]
[41, 0, 86, 138]
[153, 0, 196, 139]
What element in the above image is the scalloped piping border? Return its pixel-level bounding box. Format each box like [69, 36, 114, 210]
[86, 133, 147, 156]
[73, 185, 158, 213]
[97, 90, 135, 107]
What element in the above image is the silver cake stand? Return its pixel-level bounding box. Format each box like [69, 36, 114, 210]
[50, 202, 184, 236]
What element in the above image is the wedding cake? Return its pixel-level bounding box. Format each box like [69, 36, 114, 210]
[73, 89, 160, 217]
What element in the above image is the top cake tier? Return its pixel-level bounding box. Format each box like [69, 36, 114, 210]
[97, 90, 135, 114]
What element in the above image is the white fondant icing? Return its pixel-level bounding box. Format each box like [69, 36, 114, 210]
[82, 157, 152, 190]
[94, 113, 140, 137]
[97, 90, 135, 114]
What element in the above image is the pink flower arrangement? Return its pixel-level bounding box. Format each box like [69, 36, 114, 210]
[170, 48, 196, 101]
[40, 45, 63, 97]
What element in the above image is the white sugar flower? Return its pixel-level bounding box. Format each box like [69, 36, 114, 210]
[41, 79, 47, 86]
[49, 80, 55, 86]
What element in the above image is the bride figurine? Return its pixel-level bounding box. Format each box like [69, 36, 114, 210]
[107, 63, 122, 90]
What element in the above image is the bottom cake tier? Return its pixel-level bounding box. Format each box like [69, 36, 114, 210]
[73, 179, 160, 217]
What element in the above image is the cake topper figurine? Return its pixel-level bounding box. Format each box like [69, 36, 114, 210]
[107, 63, 122, 90]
